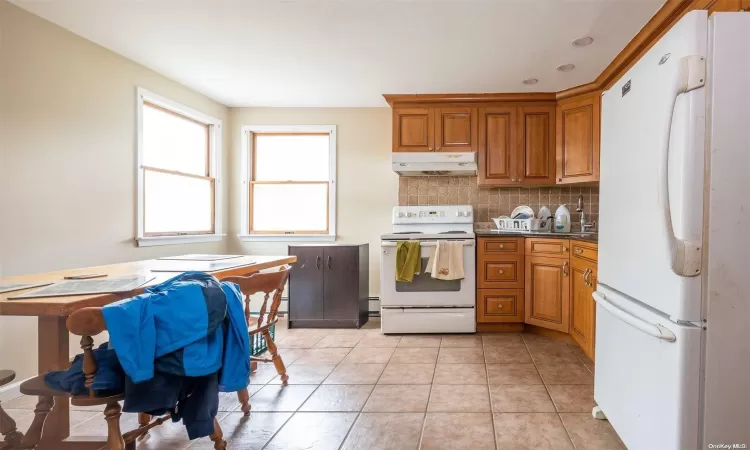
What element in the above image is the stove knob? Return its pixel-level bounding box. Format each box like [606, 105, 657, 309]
[464, 210, 471, 217]
[397, 212, 405, 218]
[406, 212, 413, 218]
[456, 211, 461, 217]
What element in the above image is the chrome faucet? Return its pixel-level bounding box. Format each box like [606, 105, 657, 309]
[577, 194, 596, 232]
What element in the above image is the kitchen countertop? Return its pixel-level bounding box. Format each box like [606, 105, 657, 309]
[475, 229, 598, 244]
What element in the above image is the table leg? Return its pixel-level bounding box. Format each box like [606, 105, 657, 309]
[37, 316, 70, 442]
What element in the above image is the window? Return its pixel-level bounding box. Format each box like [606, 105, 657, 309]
[241, 125, 336, 241]
[136, 88, 223, 246]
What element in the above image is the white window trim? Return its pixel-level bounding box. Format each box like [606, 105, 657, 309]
[239, 125, 337, 242]
[135, 87, 224, 247]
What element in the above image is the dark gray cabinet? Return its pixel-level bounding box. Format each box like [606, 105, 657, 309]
[288, 244, 369, 328]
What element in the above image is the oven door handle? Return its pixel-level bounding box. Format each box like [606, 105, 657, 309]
[381, 240, 475, 248]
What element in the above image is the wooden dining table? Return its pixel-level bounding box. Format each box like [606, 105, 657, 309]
[0, 254, 296, 449]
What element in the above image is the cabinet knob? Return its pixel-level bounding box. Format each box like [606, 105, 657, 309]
[575, 248, 583, 253]
[436, 147, 441, 151]
[428, 147, 433, 151]
[558, 178, 563, 182]
[563, 247, 568, 252]
[497, 269, 504, 275]
[498, 244, 504, 249]
[497, 304, 503, 309]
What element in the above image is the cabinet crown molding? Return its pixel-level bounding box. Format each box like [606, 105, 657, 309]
[383, 93, 557, 107]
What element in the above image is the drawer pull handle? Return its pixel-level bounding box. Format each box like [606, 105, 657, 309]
[575, 248, 583, 253]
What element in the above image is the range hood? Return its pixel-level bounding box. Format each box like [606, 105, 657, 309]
[392, 152, 477, 176]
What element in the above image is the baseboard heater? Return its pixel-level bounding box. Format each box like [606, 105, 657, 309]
[254, 297, 381, 317]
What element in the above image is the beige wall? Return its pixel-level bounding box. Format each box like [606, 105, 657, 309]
[0, 1, 230, 380]
[228, 108, 397, 298]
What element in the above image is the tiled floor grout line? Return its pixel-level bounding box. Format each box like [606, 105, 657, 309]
[336, 343, 392, 450]
[521, 333, 579, 450]
[485, 351, 500, 450]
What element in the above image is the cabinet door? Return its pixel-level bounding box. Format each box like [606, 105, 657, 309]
[518, 105, 556, 185]
[477, 289, 524, 323]
[525, 256, 570, 333]
[570, 258, 596, 360]
[288, 246, 325, 320]
[434, 107, 477, 152]
[323, 246, 359, 320]
[393, 108, 434, 152]
[478, 107, 518, 186]
[556, 95, 600, 183]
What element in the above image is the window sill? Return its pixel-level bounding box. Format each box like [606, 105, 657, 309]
[239, 234, 336, 243]
[136, 234, 225, 247]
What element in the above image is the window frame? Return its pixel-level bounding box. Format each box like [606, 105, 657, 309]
[240, 125, 337, 242]
[135, 87, 223, 247]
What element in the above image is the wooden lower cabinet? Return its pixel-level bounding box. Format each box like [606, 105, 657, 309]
[524, 256, 570, 333]
[477, 237, 597, 351]
[570, 242, 598, 361]
[477, 289, 524, 323]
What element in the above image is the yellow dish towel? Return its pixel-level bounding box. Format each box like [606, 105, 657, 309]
[426, 241, 465, 280]
[396, 241, 421, 282]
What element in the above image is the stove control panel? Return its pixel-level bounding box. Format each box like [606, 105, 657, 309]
[392, 205, 474, 225]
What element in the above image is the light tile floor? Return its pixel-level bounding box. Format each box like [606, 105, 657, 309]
[1, 318, 624, 449]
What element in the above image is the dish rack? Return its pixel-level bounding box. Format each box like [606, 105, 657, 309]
[492, 217, 552, 232]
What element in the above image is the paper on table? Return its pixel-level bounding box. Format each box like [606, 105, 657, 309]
[157, 254, 245, 262]
[0, 282, 53, 294]
[150, 260, 255, 273]
[8, 276, 155, 299]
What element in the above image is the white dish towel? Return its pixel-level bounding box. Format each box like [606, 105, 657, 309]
[425, 241, 465, 280]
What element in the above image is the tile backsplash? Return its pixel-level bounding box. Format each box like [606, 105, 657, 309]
[398, 177, 599, 231]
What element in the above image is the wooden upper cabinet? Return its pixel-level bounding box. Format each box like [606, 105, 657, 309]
[556, 94, 600, 183]
[525, 255, 570, 333]
[519, 105, 556, 185]
[478, 106, 518, 186]
[393, 108, 434, 152]
[434, 107, 477, 152]
[571, 256, 597, 361]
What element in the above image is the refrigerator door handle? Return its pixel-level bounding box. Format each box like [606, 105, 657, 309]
[593, 291, 677, 342]
[658, 55, 705, 278]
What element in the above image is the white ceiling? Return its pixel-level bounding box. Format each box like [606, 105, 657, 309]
[12, 0, 665, 107]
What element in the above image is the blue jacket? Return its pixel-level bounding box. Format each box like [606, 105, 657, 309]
[101, 271, 250, 391]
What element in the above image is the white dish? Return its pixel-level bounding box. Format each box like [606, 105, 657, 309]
[510, 205, 534, 219]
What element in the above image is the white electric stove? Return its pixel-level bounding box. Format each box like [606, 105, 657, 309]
[380, 205, 476, 334]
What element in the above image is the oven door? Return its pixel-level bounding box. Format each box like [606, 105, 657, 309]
[380, 239, 476, 308]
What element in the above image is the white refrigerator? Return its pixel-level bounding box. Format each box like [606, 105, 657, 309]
[596, 10, 750, 450]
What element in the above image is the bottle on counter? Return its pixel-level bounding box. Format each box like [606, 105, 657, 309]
[554, 204, 571, 233]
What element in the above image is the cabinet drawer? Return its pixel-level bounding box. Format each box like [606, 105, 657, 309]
[477, 289, 524, 323]
[478, 254, 524, 289]
[525, 238, 570, 257]
[571, 241, 598, 262]
[480, 237, 523, 254]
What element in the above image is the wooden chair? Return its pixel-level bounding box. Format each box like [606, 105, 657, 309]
[16, 308, 227, 450]
[223, 264, 291, 416]
[1, 369, 28, 449]
[1, 369, 54, 450]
